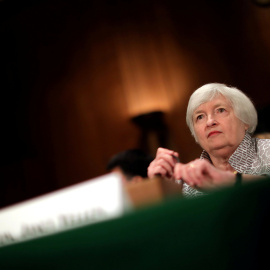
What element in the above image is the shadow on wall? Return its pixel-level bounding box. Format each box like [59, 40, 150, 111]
[254, 104, 270, 136]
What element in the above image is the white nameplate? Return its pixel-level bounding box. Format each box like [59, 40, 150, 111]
[0, 172, 132, 247]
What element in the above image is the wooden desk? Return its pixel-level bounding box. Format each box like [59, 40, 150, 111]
[125, 176, 183, 208]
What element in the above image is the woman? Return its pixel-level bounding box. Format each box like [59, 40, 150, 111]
[147, 83, 270, 197]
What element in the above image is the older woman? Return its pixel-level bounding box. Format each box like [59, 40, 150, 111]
[148, 83, 270, 197]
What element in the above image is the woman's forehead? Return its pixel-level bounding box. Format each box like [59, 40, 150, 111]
[194, 94, 231, 112]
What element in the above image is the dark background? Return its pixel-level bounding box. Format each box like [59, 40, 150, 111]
[1, 0, 270, 208]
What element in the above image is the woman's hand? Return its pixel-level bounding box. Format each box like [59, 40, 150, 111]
[147, 147, 179, 180]
[174, 159, 236, 190]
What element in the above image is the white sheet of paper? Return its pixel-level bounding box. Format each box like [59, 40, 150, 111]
[0, 172, 132, 247]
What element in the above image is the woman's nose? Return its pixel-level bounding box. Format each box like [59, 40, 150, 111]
[206, 115, 217, 126]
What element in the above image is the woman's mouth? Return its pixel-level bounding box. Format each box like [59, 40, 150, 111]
[208, 131, 221, 138]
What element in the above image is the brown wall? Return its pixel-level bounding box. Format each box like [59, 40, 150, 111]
[1, 0, 270, 207]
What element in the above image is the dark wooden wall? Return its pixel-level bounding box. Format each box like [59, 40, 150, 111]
[1, 0, 270, 207]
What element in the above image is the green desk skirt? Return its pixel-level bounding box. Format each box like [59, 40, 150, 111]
[0, 179, 269, 270]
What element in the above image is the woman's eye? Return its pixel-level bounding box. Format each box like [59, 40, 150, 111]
[196, 115, 203, 121]
[217, 108, 225, 113]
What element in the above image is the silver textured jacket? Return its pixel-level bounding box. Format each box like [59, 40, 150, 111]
[182, 133, 270, 198]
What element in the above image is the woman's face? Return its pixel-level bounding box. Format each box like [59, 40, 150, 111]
[193, 94, 248, 154]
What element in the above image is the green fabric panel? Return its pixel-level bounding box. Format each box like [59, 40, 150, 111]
[0, 178, 269, 270]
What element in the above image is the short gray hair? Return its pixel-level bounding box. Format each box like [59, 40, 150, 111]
[186, 83, 258, 141]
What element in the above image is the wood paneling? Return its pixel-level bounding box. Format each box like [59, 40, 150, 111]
[1, 0, 270, 207]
